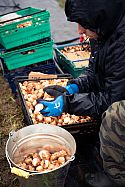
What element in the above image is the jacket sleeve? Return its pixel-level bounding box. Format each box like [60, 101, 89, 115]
[66, 91, 110, 118]
[68, 54, 97, 93]
[66, 38, 125, 118]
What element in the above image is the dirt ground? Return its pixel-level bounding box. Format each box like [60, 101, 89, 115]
[0, 1, 69, 186]
[0, 71, 25, 187]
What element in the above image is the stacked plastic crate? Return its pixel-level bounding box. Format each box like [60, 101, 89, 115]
[0, 7, 55, 93]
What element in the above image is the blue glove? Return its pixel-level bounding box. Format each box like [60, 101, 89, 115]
[65, 84, 79, 95]
[37, 95, 64, 117]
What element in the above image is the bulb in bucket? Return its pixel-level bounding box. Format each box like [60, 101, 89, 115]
[16, 144, 71, 173]
[6, 124, 76, 187]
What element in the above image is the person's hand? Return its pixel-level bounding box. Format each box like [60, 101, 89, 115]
[37, 95, 64, 117]
[43, 84, 79, 97]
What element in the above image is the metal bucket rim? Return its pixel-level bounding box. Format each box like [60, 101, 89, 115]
[6, 124, 76, 175]
[7, 132, 76, 158]
[6, 133, 75, 173]
[6, 124, 76, 156]
[6, 140, 75, 175]
[10, 132, 73, 149]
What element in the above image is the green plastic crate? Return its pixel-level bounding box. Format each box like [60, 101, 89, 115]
[1, 40, 53, 70]
[0, 7, 51, 49]
[54, 43, 90, 78]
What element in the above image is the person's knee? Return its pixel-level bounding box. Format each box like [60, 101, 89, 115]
[102, 100, 125, 124]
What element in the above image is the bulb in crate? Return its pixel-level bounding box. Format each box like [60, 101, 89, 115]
[34, 103, 44, 112]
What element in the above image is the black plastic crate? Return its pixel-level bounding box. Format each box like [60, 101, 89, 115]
[3, 59, 56, 94]
[16, 75, 100, 135]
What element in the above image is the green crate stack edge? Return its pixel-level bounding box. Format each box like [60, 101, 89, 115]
[0, 7, 51, 49]
[1, 40, 53, 70]
[0, 7, 55, 94]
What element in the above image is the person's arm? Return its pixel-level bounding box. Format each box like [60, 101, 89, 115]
[38, 90, 110, 118]
[67, 40, 125, 117]
[66, 91, 110, 118]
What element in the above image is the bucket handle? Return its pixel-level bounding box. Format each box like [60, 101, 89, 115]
[6, 150, 75, 179]
[6, 133, 30, 179]
[11, 167, 30, 179]
[5, 146, 30, 179]
[68, 155, 75, 162]
[6, 152, 75, 179]
[9, 130, 15, 138]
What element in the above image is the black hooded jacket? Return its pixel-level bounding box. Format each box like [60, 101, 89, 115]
[65, 0, 125, 118]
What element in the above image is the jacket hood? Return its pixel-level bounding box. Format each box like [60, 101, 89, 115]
[65, 0, 125, 39]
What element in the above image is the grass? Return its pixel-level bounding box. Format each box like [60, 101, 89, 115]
[0, 72, 25, 187]
[0, 74, 25, 136]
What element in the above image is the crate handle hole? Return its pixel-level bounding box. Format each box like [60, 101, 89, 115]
[17, 21, 32, 29]
[21, 49, 35, 55]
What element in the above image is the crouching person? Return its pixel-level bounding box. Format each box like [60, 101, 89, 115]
[100, 101, 125, 186]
